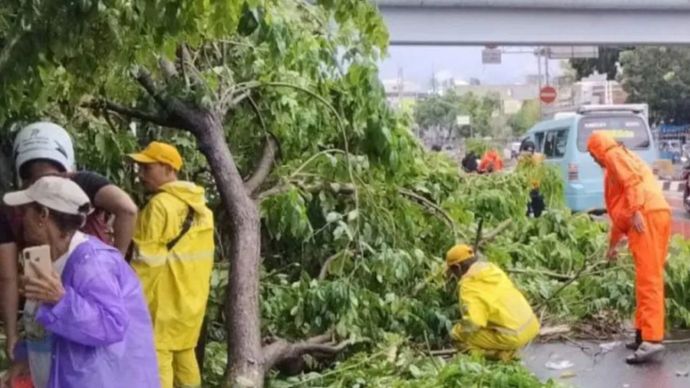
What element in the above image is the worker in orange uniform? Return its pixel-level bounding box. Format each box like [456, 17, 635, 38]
[478, 149, 504, 173]
[587, 132, 671, 364]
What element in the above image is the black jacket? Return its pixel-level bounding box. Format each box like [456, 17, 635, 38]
[462, 153, 478, 173]
[527, 188, 545, 218]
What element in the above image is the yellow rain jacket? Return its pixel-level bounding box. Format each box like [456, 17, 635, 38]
[132, 181, 215, 350]
[451, 262, 539, 352]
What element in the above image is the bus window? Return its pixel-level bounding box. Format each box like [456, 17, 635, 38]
[534, 132, 545, 152]
[544, 128, 569, 159]
[577, 115, 650, 152]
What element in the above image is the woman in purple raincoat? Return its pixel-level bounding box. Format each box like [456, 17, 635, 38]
[4, 176, 159, 388]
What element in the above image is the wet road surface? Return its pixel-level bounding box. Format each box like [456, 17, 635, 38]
[522, 340, 690, 388]
[666, 191, 690, 239]
[522, 191, 690, 388]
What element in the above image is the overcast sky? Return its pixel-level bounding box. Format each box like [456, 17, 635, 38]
[378, 46, 563, 87]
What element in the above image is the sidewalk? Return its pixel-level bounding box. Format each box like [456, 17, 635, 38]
[660, 180, 685, 193]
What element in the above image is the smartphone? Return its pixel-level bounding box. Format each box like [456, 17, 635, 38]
[22, 245, 51, 278]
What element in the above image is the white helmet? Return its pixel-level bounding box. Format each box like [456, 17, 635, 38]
[13, 122, 75, 178]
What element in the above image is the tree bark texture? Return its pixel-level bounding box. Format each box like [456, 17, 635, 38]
[192, 114, 264, 387]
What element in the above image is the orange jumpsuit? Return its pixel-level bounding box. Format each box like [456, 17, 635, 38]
[588, 133, 671, 342]
[479, 150, 504, 173]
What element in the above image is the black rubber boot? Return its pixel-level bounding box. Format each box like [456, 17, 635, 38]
[625, 329, 642, 350]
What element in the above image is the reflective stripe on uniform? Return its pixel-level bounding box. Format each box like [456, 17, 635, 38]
[134, 250, 214, 265]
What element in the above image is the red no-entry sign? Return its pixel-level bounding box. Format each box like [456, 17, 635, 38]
[540, 86, 557, 104]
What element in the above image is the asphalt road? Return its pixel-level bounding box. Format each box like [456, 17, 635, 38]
[523, 339, 690, 388]
[521, 190, 690, 388]
[666, 191, 690, 239]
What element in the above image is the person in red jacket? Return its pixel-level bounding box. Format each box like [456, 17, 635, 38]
[588, 132, 671, 364]
[478, 149, 504, 173]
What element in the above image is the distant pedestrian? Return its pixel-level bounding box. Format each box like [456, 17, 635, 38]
[462, 151, 479, 173]
[478, 149, 504, 173]
[527, 181, 546, 218]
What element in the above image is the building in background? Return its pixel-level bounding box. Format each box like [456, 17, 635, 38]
[382, 78, 425, 109]
[453, 82, 538, 115]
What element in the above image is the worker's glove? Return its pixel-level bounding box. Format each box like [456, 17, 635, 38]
[451, 319, 479, 342]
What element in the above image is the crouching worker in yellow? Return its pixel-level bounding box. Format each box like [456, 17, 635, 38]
[446, 244, 540, 360]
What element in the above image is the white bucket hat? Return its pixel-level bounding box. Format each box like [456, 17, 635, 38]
[3, 176, 92, 216]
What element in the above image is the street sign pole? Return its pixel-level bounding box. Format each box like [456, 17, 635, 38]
[537, 47, 543, 118]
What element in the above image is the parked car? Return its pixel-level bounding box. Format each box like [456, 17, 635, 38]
[521, 105, 658, 213]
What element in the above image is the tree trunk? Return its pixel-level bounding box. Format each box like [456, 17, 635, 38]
[104, 68, 350, 386]
[192, 113, 264, 387]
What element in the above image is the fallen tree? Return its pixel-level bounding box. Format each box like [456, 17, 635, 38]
[4, 2, 690, 388]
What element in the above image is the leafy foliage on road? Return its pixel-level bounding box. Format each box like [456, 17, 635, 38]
[2, 1, 690, 386]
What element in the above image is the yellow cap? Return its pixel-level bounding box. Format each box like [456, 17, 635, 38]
[128, 141, 183, 171]
[446, 244, 475, 267]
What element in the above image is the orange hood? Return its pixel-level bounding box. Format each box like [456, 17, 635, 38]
[587, 132, 619, 165]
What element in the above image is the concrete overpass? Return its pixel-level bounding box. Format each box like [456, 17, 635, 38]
[376, 1, 690, 46]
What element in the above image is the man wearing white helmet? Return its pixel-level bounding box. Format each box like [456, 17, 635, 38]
[0, 121, 138, 360]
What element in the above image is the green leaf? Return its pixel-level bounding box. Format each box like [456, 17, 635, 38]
[326, 212, 342, 223]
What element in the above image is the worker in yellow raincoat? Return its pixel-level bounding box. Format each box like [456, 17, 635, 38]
[129, 142, 214, 388]
[446, 244, 540, 360]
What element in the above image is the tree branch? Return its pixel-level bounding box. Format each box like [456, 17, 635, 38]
[318, 251, 348, 280]
[256, 183, 291, 202]
[477, 219, 512, 247]
[134, 68, 169, 109]
[0, 33, 24, 76]
[257, 180, 356, 202]
[177, 43, 203, 88]
[132, 67, 202, 132]
[102, 108, 119, 133]
[398, 188, 458, 237]
[243, 94, 279, 195]
[87, 100, 173, 127]
[506, 267, 573, 281]
[427, 348, 457, 357]
[262, 333, 352, 373]
[159, 57, 178, 82]
[244, 135, 278, 194]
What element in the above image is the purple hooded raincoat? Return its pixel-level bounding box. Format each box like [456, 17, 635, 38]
[33, 237, 159, 387]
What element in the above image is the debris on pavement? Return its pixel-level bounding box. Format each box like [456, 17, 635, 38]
[545, 359, 575, 370]
[539, 325, 571, 337]
[599, 341, 621, 354]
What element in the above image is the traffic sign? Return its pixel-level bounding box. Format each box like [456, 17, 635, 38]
[546, 46, 599, 59]
[456, 115, 471, 126]
[482, 48, 502, 64]
[539, 86, 557, 104]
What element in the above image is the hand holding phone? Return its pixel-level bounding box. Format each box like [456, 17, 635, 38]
[22, 245, 51, 279]
[21, 245, 64, 305]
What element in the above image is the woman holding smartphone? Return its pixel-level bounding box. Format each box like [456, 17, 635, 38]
[2, 176, 158, 388]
